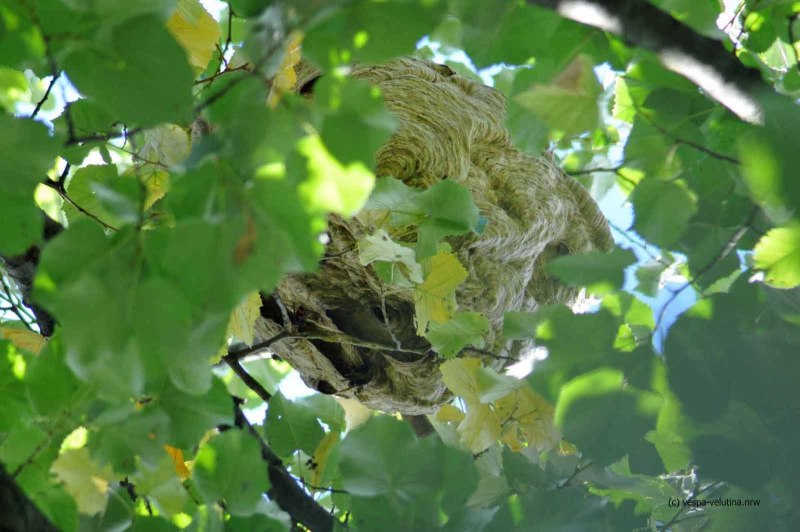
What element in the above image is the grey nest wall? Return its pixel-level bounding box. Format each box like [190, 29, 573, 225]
[255, 58, 613, 415]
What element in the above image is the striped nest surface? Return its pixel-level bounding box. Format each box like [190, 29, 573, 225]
[254, 58, 612, 415]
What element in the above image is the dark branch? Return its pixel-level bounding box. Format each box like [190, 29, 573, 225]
[654, 206, 759, 332]
[557, 459, 594, 489]
[223, 355, 272, 402]
[568, 165, 623, 176]
[225, 331, 291, 362]
[527, 0, 766, 122]
[402, 414, 436, 438]
[0, 465, 58, 532]
[30, 72, 60, 119]
[231, 399, 337, 532]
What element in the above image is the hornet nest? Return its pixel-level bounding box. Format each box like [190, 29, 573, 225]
[254, 58, 613, 415]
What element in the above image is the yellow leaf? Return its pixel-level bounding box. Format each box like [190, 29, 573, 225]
[227, 291, 262, 346]
[141, 124, 190, 166]
[435, 404, 466, 424]
[335, 397, 372, 431]
[166, 0, 220, 71]
[311, 431, 340, 486]
[0, 327, 46, 354]
[142, 170, 170, 210]
[501, 428, 524, 452]
[414, 251, 468, 334]
[560, 440, 579, 455]
[164, 445, 191, 480]
[51, 448, 115, 515]
[268, 32, 304, 108]
[439, 357, 481, 403]
[458, 403, 501, 453]
[441, 358, 501, 453]
[494, 387, 559, 452]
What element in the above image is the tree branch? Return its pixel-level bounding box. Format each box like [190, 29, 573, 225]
[402, 414, 436, 438]
[223, 355, 273, 402]
[231, 399, 337, 532]
[527, 0, 766, 123]
[30, 72, 60, 119]
[0, 465, 58, 532]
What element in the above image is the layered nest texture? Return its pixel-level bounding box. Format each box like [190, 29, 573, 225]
[254, 58, 613, 415]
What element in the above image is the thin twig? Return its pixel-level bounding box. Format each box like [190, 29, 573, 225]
[194, 64, 251, 85]
[0, 277, 35, 332]
[641, 112, 740, 164]
[378, 286, 402, 350]
[226, 330, 292, 362]
[557, 459, 594, 489]
[65, 127, 142, 147]
[654, 207, 758, 332]
[42, 181, 119, 232]
[460, 346, 519, 362]
[568, 165, 623, 176]
[273, 293, 293, 331]
[30, 72, 61, 119]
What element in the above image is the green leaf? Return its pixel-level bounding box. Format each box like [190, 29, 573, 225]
[634, 260, 668, 297]
[690, 434, 772, 490]
[753, 223, 800, 289]
[415, 180, 481, 258]
[193, 429, 270, 516]
[547, 248, 636, 294]
[315, 75, 397, 168]
[514, 55, 601, 137]
[158, 377, 232, 449]
[264, 391, 325, 458]
[0, 114, 58, 254]
[62, 15, 193, 127]
[91, 403, 172, 474]
[25, 339, 86, 417]
[0, 2, 45, 71]
[295, 394, 346, 434]
[555, 368, 661, 465]
[518, 486, 647, 531]
[631, 178, 697, 247]
[426, 311, 490, 358]
[508, 306, 618, 400]
[338, 416, 477, 524]
[63, 164, 135, 227]
[303, 0, 446, 68]
[364, 177, 481, 258]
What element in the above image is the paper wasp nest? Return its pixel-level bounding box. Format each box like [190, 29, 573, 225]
[255, 58, 612, 414]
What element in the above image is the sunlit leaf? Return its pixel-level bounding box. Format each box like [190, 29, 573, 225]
[514, 55, 601, 136]
[51, 448, 115, 516]
[414, 251, 468, 334]
[167, 0, 221, 71]
[753, 223, 800, 289]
